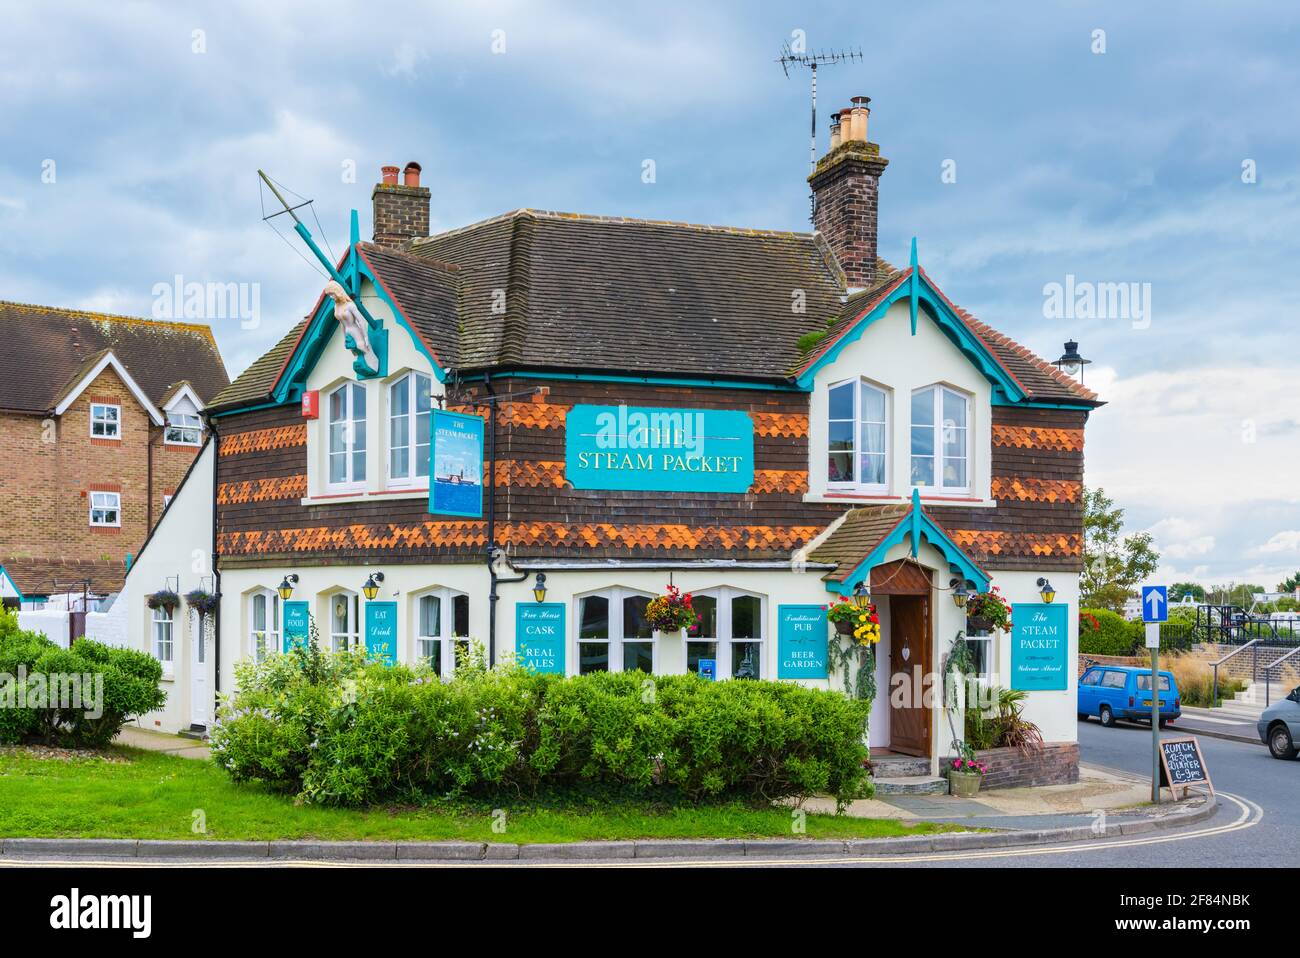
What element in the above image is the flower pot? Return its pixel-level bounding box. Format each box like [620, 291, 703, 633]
[834, 619, 855, 636]
[967, 615, 995, 633]
[948, 770, 982, 798]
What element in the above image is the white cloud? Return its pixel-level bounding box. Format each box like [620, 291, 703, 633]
[1258, 531, 1300, 555]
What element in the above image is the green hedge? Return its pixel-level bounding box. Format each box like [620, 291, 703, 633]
[211, 642, 872, 808]
[0, 609, 166, 748]
[1079, 608, 1141, 656]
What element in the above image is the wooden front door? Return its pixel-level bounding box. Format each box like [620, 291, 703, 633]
[888, 594, 932, 757]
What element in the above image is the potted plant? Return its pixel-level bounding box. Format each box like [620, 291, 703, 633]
[146, 588, 180, 612]
[967, 586, 1012, 633]
[184, 588, 220, 617]
[645, 584, 700, 635]
[947, 751, 989, 797]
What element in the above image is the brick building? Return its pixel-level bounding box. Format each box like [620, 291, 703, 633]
[129, 96, 1102, 776]
[0, 303, 228, 607]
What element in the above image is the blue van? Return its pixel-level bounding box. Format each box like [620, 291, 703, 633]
[1078, 664, 1181, 728]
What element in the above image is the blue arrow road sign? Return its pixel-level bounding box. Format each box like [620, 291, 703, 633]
[1141, 585, 1168, 623]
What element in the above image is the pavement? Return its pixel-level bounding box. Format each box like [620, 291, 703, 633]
[1172, 706, 1261, 744]
[115, 725, 210, 760]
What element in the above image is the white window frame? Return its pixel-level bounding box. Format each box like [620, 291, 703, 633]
[827, 377, 890, 493]
[90, 403, 121, 439]
[152, 605, 174, 673]
[164, 411, 203, 445]
[387, 372, 433, 488]
[327, 591, 361, 653]
[249, 590, 281, 662]
[686, 587, 767, 680]
[89, 491, 121, 527]
[413, 587, 470, 676]
[573, 586, 657, 675]
[964, 632, 994, 686]
[910, 384, 971, 495]
[326, 382, 368, 491]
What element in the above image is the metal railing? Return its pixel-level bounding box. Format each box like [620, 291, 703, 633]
[1211, 639, 1259, 707]
[1263, 645, 1300, 707]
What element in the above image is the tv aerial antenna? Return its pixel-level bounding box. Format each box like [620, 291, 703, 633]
[777, 43, 862, 220]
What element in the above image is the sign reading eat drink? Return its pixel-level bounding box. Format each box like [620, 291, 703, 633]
[364, 601, 398, 665]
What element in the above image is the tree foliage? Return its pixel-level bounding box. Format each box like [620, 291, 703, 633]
[1080, 487, 1161, 612]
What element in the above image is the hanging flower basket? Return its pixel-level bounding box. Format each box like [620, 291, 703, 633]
[825, 596, 880, 646]
[185, 589, 220, 617]
[644, 585, 700, 634]
[146, 589, 180, 612]
[834, 618, 855, 636]
[966, 586, 1013, 633]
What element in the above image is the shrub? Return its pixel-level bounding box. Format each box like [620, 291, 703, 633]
[1079, 608, 1141, 655]
[0, 613, 166, 748]
[1166, 654, 1244, 707]
[211, 644, 871, 809]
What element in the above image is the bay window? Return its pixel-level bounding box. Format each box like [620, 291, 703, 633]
[415, 588, 470, 676]
[249, 590, 280, 662]
[388, 372, 432, 485]
[327, 383, 367, 488]
[911, 385, 970, 493]
[686, 588, 765, 679]
[576, 588, 654, 675]
[827, 379, 888, 491]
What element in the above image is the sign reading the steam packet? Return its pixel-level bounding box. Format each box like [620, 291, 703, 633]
[283, 601, 310, 652]
[364, 601, 398, 666]
[430, 410, 484, 518]
[515, 603, 566, 674]
[777, 605, 828, 679]
[565, 405, 754, 493]
[1010, 602, 1069, 691]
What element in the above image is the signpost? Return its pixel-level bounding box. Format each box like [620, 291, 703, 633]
[1141, 585, 1169, 802]
[1157, 737, 1214, 800]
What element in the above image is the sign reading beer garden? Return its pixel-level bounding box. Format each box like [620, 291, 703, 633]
[565, 405, 754, 493]
[1010, 602, 1069, 690]
[776, 604, 829, 680]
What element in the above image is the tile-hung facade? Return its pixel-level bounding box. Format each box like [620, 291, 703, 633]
[0, 303, 228, 608]
[144, 100, 1102, 771]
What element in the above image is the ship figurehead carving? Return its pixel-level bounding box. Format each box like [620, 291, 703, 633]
[323, 280, 381, 377]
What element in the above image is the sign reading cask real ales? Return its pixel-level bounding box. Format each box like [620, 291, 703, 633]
[515, 602, 566, 674]
[565, 404, 754, 493]
[1010, 602, 1069, 690]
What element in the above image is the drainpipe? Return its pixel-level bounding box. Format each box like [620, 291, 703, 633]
[485, 372, 498, 666]
[204, 413, 221, 698]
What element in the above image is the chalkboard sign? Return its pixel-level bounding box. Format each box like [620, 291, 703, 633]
[1158, 737, 1213, 799]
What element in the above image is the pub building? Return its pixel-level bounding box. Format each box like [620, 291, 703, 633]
[127, 96, 1100, 780]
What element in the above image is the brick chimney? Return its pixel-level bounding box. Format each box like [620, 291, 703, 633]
[372, 161, 430, 248]
[809, 96, 889, 291]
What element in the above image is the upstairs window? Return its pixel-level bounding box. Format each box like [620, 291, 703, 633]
[827, 379, 889, 491]
[327, 383, 367, 488]
[911, 385, 970, 493]
[388, 372, 432, 485]
[165, 412, 203, 445]
[90, 403, 120, 439]
[89, 491, 120, 527]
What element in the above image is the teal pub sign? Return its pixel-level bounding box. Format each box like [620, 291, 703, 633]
[565, 404, 754, 493]
[515, 602, 566, 674]
[364, 601, 398, 666]
[283, 601, 310, 652]
[1010, 603, 1069, 691]
[776, 605, 829, 680]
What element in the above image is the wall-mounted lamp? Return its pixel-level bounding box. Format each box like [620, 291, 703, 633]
[950, 578, 970, 610]
[532, 572, 548, 603]
[1036, 577, 1056, 604]
[851, 581, 872, 609]
[277, 574, 299, 601]
[362, 572, 385, 601]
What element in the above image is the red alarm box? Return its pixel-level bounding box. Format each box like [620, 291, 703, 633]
[301, 389, 319, 419]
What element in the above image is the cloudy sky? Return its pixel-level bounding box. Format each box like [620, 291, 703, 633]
[2, 1, 1298, 589]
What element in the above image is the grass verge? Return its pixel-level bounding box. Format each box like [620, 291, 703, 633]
[0, 747, 963, 844]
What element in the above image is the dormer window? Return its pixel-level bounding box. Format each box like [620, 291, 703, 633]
[827, 379, 889, 492]
[388, 372, 432, 485]
[911, 384, 970, 493]
[327, 382, 367, 488]
[165, 412, 203, 445]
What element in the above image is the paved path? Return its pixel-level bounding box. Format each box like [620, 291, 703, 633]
[114, 726, 210, 760]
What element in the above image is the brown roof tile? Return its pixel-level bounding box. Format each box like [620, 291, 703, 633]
[0, 555, 127, 597]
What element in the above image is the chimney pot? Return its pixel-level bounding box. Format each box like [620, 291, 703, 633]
[829, 111, 842, 151]
[810, 98, 888, 291]
[381, 165, 399, 185]
[373, 160, 430, 248]
[402, 161, 422, 187]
